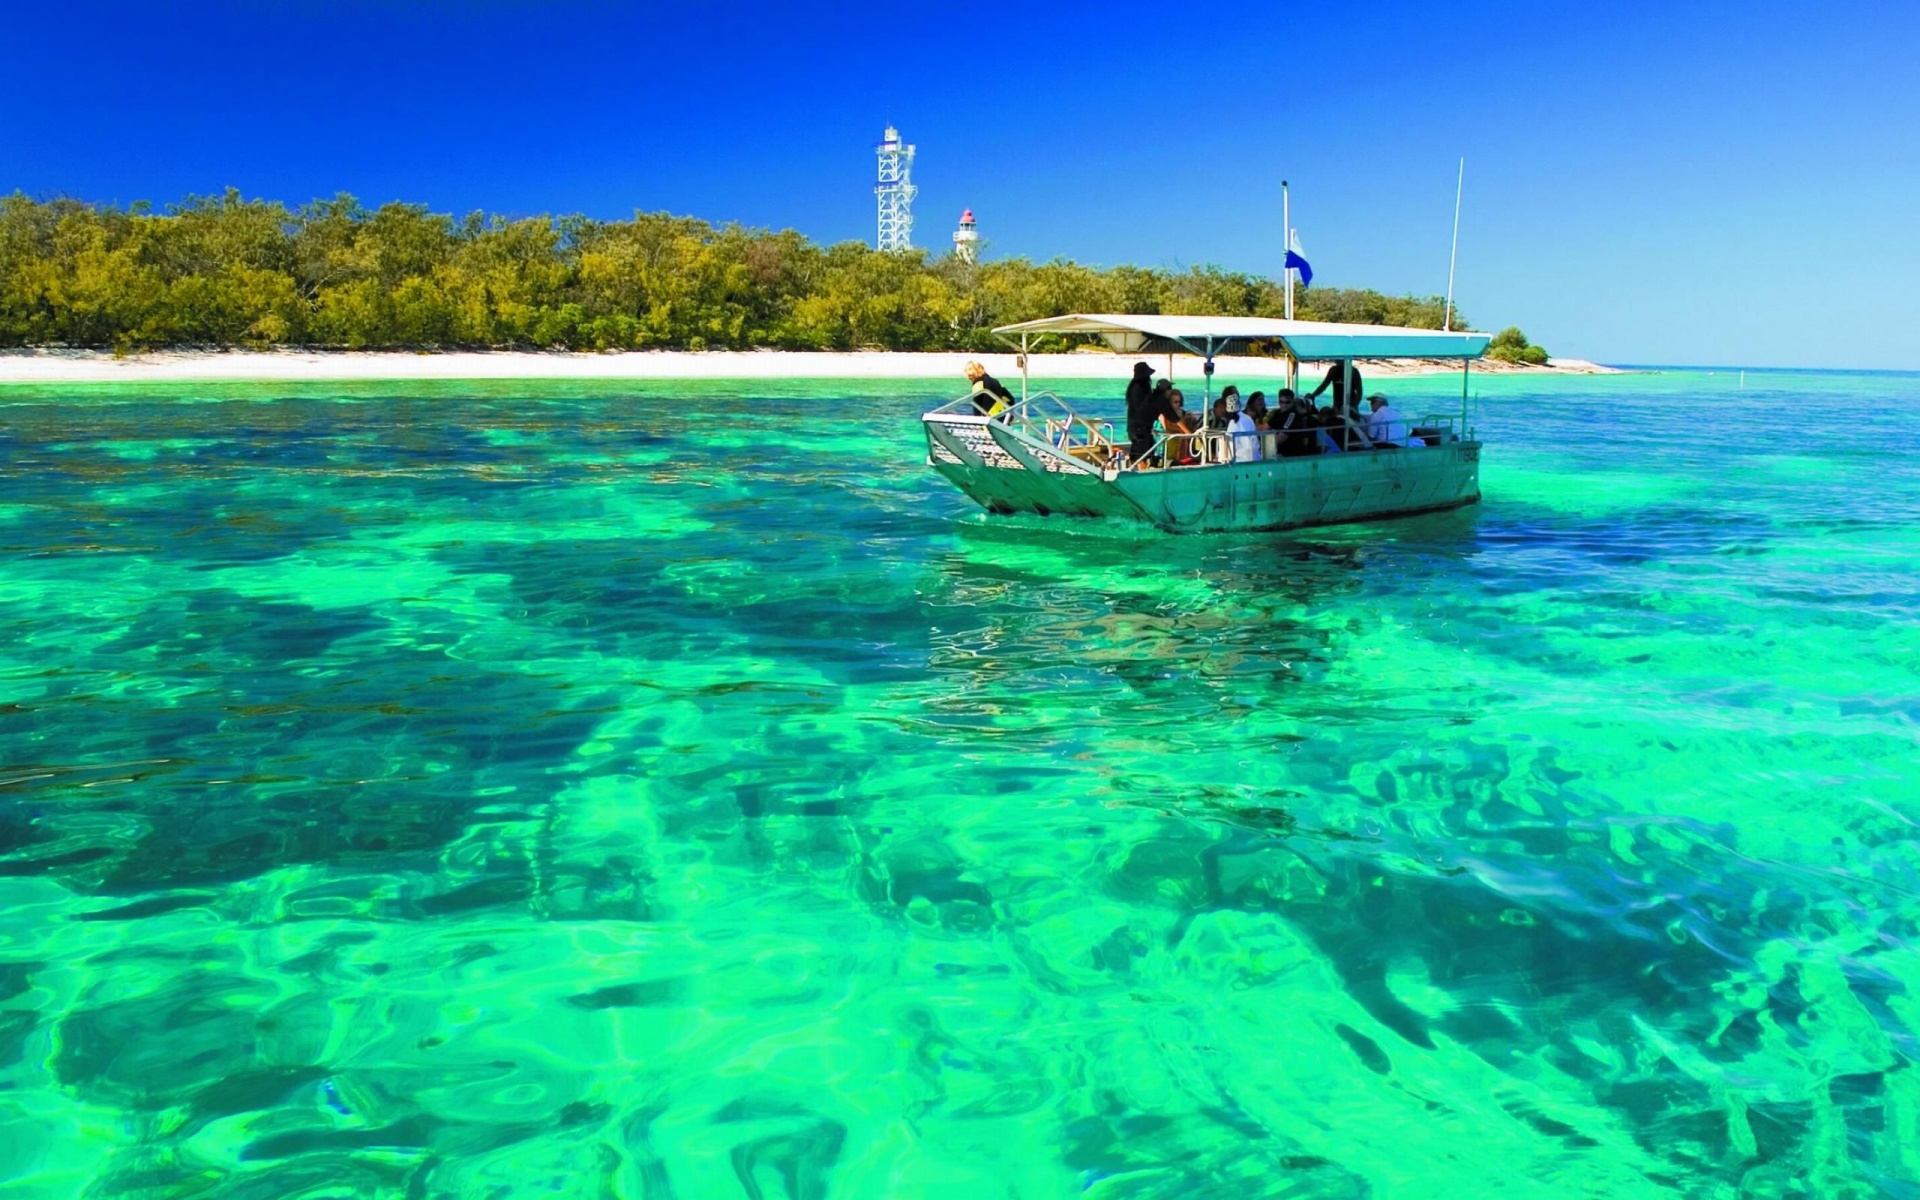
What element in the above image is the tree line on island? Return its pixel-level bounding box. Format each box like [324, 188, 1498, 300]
[0, 190, 1550, 359]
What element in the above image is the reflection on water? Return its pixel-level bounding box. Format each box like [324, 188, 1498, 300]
[2, 371, 1918, 1197]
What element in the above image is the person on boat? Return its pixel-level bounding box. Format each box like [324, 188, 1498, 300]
[1243, 392, 1270, 457]
[963, 361, 1016, 418]
[1197, 395, 1233, 460]
[1365, 394, 1412, 448]
[1162, 389, 1199, 464]
[1124, 361, 1165, 464]
[1226, 391, 1261, 463]
[1213, 384, 1244, 435]
[1320, 391, 1372, 452]
[1307, 361, 1365, 412]
[1312, 396, 1355, 454]
[1270, 390, 1320, 457]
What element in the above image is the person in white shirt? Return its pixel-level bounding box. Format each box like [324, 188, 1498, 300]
[1226, 390, 1261, 462]
[1365, 395, 1412, 449]
[1213, 386, 1241, 431]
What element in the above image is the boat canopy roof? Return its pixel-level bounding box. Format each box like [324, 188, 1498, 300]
[992, 313, 1491, 361]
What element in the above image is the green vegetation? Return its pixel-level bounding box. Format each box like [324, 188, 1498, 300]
[1486, 325, 1551, 365]
[0, 190, 1469, 352]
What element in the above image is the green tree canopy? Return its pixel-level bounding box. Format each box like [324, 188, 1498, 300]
[1486, 325, 1550, 365]
[0, 191, 1483, 353]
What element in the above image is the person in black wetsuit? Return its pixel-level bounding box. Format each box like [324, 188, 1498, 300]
[963, 361, 1017, 417]
[1269, 388, 1320, 457]
[1124, 361, 1165, 464]
[1306, 361, 1364, 412]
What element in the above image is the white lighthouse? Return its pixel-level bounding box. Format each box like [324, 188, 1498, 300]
[952, 208, 979, 264]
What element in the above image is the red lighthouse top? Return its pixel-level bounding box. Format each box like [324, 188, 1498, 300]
[960, 209, 975, 224]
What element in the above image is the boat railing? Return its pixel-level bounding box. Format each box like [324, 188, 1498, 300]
[1012, 393, 1119, 462]
[927, 390, 1122, 467]
[931, 394, 1473, 473]
[925, 393, 993, 419]
[1127, 412, 1473, 471]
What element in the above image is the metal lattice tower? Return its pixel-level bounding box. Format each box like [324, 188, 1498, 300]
[874, 126, 917, 251]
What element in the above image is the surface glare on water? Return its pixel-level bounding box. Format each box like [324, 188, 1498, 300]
[1, 370, 1917, 1198]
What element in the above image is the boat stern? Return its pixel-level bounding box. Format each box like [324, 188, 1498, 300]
[922, 403, 1147, 520]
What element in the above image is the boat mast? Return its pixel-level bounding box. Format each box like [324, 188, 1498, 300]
[1282, 182, 1299, 390]
[1444, 158, 1464, 332]
[1282, 181, 1294, 321]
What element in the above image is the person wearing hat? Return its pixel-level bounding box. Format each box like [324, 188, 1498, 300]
[1150, 376, 1175, 412]
[1365, 394, 1411, 448]
[1224, 387, 1261, 463]
[1214, 386, 1242, 432]
[962, 361, 1016, 418]
[1124, 361, 1168, 464]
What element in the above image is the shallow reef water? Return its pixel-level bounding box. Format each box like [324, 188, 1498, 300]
[1, 368, 1917, 1198]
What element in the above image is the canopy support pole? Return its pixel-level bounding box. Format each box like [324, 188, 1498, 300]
[1019, 333, 1029, 402]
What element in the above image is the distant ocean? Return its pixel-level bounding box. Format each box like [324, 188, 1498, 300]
[1, 368, 1916, 1197]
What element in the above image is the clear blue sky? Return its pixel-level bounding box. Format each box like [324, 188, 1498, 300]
[7, 1, 1917, 368]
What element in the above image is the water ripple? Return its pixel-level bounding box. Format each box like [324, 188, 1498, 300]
[0, 371, 1916, 1196]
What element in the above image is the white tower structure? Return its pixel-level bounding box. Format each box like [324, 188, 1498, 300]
[952, 208, 979, 264]
[874, 126, 917, 252]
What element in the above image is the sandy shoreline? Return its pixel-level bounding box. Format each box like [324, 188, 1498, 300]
[0, 348, 1620, 385]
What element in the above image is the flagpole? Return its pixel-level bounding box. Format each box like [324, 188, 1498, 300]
[1282, 180, 1293, 320]
[1444, 158, 1464, 332]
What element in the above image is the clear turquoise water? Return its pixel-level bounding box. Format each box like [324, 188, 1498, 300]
[1, 368, 1917, 1198]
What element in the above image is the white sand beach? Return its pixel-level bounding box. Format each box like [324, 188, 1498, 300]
[0, 348, 1620, 385]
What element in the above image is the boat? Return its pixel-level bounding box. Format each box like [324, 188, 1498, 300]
[922, 313, 1492, 534]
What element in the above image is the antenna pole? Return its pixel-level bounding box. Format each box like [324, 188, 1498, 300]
[1444, 158, 1464, 331]
[1282, 180, 1293, 321]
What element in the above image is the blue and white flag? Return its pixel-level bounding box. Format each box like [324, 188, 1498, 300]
[1284, 232, 1313, 288]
